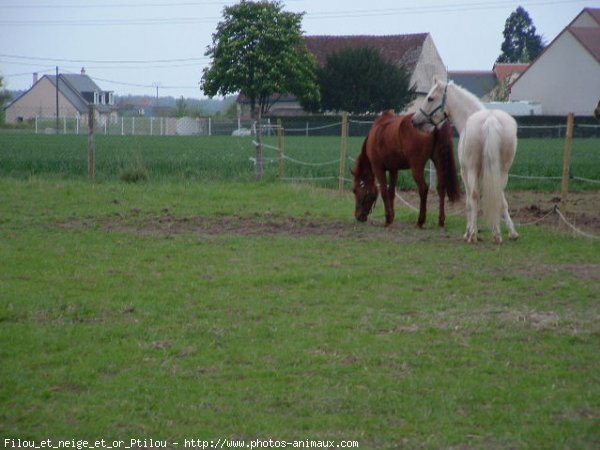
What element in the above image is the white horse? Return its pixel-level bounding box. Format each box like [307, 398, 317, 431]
[412, 79, 519, 244]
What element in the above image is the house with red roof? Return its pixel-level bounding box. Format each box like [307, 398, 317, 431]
[509, 7, 600, 115]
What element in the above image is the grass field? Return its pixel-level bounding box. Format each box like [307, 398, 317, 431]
[0, 134, 599, 191]
[1, 176, 599, 448]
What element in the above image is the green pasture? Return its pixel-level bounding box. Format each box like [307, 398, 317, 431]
[0, 133, 599, 190]
[1, 177, 599, 448]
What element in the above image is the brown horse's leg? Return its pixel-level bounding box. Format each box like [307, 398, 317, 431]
[437, 185, 446, 228]
[373, 168, 393, 226]
[432, 158, 446, 227]
[411, 167, 428, 228]
[386, 170, 399, 226]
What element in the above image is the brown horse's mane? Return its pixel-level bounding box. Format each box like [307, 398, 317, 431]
[353, 138, 374, 184]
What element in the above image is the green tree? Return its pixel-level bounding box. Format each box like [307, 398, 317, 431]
[0, 75, 11, 124]
[315, 47, 415, 114]
[175, 96, 189, 117]
[201, 0, 320, 117]
[497, 6, 545, 63]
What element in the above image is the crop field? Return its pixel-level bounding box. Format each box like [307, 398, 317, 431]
[1, 133, 599, 448]
[0, 134, 599, 191]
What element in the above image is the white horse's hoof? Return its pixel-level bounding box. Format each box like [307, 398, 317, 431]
[509, 232, 519, 241]
[465, 233, 479, 244]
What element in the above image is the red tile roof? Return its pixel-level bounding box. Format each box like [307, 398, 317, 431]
[586, 7, 600, 25]
[569, 27, 600, 63]
[493, 64, 528, 82]
[304, 34, 428, 72]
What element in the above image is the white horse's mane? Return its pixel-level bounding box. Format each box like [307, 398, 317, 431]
[447, 81, 485, 111]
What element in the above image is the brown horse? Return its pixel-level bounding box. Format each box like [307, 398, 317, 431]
[352, 111, 460, 227]
[595, 99, 600, 122]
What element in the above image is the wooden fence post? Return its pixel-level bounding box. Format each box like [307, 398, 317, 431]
[338, 112, 349, 193]
[559, 112, 574, 223]
[255, 104, 263, 180]
[88, 104, 95, 180]
[277, 119, 284, 179]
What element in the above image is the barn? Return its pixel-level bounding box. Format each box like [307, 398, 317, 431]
[509, 7, 600, 116]
[239, 33, 447, 117]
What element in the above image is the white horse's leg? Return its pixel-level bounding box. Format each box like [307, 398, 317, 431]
[467, 173, 480, 243]
[502, 193, 519, 240]
[459, 138, 472, 241]
[492, 179, 504, 244]
[492, 220, 502, 244]
[459, 165, 471, 240]
[461, 169, 479, 243]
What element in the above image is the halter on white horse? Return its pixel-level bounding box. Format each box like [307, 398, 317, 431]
[418, 82, 449, 128]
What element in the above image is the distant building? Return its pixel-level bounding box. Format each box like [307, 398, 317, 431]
[4, 68, 117, 125]
[510, 7, 600, 115]
[238, 33, 447, 117]
[449, 64, 528, 101]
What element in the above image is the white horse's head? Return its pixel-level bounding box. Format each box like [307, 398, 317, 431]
[411, 78, 450, 130]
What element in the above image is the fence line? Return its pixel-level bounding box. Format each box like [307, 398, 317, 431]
[285, 122, 343, 133]
[572, 175, 600, 184]
[508, 173, 563, 180]
[243, 132, 600, 187]
[30, 114, 600, 138]
[554, 206, 600, 239]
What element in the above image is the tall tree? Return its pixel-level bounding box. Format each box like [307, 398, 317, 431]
[201, 0, 320, 117]
[175, 96, 189, 117]
[497, 6, 545, 63]
[315, 47, 415, 114]
[0, 75, 10, 124]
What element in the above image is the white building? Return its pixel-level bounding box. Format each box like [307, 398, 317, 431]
[510, 7, 600, 116]
[5, 69, 117, 125]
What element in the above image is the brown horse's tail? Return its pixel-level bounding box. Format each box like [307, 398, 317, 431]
[434, 121, 461, 202]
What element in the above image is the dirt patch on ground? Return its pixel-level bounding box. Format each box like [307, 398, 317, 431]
[60, 190, 599, 240]
[61, 206, 458, 244]
[101, 210, 359, 239]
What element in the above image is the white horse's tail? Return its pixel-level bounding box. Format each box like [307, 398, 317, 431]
[481, 115, 505, 227]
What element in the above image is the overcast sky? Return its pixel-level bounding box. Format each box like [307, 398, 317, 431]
[0, 0, 594, 99]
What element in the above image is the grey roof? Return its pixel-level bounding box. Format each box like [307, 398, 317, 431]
[448, 71, 498, 98]
[47, 74, 114, 113]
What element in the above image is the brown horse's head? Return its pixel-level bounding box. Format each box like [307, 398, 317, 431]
[352, 140, 378, 222]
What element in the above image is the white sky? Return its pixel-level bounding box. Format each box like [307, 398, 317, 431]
[0, 0, 595, 99]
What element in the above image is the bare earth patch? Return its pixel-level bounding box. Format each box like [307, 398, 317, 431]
[99, 210, 458, 243]
[60, 190, 599, 241]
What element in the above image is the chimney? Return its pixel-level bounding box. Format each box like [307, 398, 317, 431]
[81, 67, 86, 75]
[33, 72, 38, 84]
